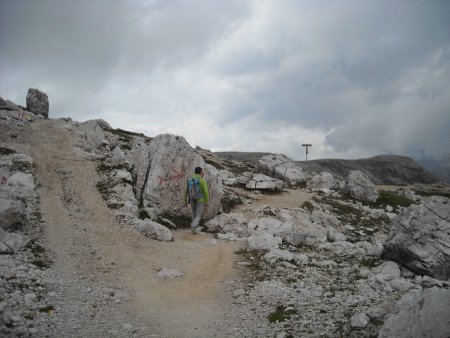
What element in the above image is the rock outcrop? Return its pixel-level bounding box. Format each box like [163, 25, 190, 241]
[308, 171, 336, 192]
[245, 173, 284, 190]
[383, 196, 450, 280]
[26, 88, 49, 118]
[258, 154, 307, 184]
[139, 134, 222, 219]
[345, 170, 379, 202]
[378, 287, 450, 338]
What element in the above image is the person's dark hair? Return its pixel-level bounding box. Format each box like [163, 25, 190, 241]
[195, 167, 202, 174]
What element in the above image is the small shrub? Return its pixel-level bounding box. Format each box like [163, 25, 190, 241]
[221, 194, 243, 213]
[204, 159, 224, 170]
[268, 305, 297, 323]
[302, 201, 315, 212]
[0, 147, 16, 155]
[139, 209, 150, 220]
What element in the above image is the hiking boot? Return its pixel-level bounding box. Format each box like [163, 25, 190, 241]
[191, 228, 197, 234]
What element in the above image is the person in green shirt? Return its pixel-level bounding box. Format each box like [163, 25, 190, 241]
[184, 166, 209, 233]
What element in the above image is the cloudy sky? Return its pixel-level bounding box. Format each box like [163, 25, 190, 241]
[1, 0, 449, 163]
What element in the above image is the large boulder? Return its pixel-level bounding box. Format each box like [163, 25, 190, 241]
[383, 196, 450, 280]
[0, 228, 28, 253]
[137, 219, 173, 241]
[258, 154, 307, 184]
[26, 88, 49, 118]
[0, 197, 25, 229]
[308, 172, 336, 191]
[344, 170, 379, 202]
[140, 134, 222, 219]
[378, 287, 450, 338]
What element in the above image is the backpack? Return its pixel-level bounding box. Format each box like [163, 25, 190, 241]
[187, 178, 203, 200]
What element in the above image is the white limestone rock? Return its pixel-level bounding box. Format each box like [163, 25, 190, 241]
[247, 232, 282, 250]
[205, 213, 248, 237]
[308, 172, 336, 191]
[7, 172, 35, 192]
[378, 287, 450, 338]
[258, 154, 307, 184]
[139, 134, 222, 219]
[264, 248, 294, 263]
[0, 197, 25, 229]
[344, 170, 379, 203]
[0, 228, 28, 253]
[156, 267, 184, 279]
[137, 219, 173, 241]
[383, 196, 450, 280]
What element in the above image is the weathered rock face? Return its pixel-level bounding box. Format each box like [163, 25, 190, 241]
[308, 172, 336, 192]
[0, 197, 25, 229]
[205, 213, 248, 237]
[137, 219, 173, 241]
[378, 287, 450, 338]
[245, 173, 284, 190]
[383, 196, 450, 280]
[140, 134, 222, 219]
[26, 88, 49, 118]
[258, 154, 307, 184]
[345, 170, 379, 202]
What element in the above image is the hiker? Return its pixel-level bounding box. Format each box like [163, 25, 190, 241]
[184, 166, 209, 233]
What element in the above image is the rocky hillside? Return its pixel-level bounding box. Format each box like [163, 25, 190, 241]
[1, 90, 450, 338]
[215, 152, 436, 185]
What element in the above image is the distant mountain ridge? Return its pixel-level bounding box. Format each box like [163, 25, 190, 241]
[215, 152, 436, 185]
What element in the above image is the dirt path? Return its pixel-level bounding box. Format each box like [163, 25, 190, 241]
[26, 119, 241, 337]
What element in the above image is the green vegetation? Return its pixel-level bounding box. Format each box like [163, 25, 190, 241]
[301, 200, 315, 212]
[139, 209, 150, 220]
[106, 128, 151, 141]
[39, 305, 55, 314]
[414, 189, 450, 198]
[107, 202, 124, 209]
[371, 190, 414, 208]
[268, 305, 297, 323]
[204, 159, 225, 170]
[221, 194, 243, 213]
[31, 259, 51, 269]
[0, 147, 16, 155]
[223, 159, 253, 175]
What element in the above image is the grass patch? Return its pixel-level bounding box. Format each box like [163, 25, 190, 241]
[221, 194, 243, 213]
[31, 259, 51, 269]
[414, 190, 450, 198]
[268, 305, 297, 323]
[120, 144, 132, 151]
[26, 240, 46, 254]
[159, 213, 191, 229]
[370, 190, 414, 208]
[0, 147, 16, 155]
[106, 128, 151, 141]
[106, 202, 124, 209]
[96, 163, 128, 173]
[204, 159, 225, 170]
[301, 200, 315, 212]
[139, 209, 150, 220]
[223, 160, 253, 175]
[39, 305, 55, 314]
